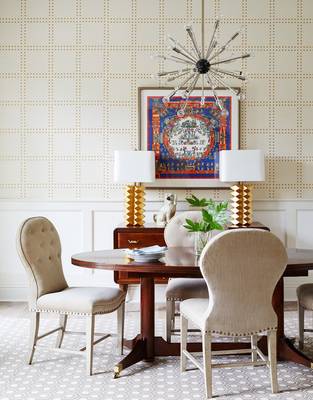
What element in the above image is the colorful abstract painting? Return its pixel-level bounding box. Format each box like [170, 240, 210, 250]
[140, 89, 239, 188]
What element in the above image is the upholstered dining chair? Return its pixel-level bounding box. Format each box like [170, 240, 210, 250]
[296, 283, 313, 350]
[180, 229, 287, 399]
[164, 211, 208, 342]
[17, 216, 126, 376]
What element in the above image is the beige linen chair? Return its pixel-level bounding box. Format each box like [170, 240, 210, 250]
[164, 211, 208, 342]
[17, 216, 126, 376]
[296, 283, 313, 350]
[180, 229, 287, 399]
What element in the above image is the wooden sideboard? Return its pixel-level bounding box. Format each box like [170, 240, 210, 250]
[113, 225, 167, 285]
[113, 222, 269, 287]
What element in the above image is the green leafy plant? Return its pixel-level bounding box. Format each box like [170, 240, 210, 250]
[184, 195, 228, 233]
[186, 194, 210, 208]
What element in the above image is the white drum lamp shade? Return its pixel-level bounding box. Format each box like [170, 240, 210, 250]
[219, 150, 265, 227]
[219, 150, 265, 183]
[114, 150, 155, 184]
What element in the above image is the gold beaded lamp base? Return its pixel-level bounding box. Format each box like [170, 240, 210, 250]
[124, 184, 145, 227]
[230, 183, 253, 227]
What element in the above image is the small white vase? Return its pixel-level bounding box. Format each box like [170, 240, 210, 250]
[194, 231, 213, 256]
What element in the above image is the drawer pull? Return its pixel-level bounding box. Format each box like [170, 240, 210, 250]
[128, 239, 139, 244]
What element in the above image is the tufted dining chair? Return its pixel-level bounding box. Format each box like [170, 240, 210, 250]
[180, 229, 287, 399]
[296, 283, 313, 350]
[17, 217, 126, 376]
[164, 211, 209, 342]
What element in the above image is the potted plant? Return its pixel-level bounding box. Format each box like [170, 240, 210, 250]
[183, 195, 229, 255]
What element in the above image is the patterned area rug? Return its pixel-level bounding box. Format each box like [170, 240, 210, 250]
[0, 310, 313, 400]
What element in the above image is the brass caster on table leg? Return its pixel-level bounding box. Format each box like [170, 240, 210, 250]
[113, 364, 122, 379]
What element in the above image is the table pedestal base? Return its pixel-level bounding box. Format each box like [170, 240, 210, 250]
[113, 276, 313, 377]
[114, 335, 313, 378]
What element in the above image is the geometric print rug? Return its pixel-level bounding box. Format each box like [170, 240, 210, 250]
[1, 310, 313, 400]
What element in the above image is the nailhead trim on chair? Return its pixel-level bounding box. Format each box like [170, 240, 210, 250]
[204, 326, 278, 337]
[166, 297, 185, 301]
[182, 312, 277, 337]
[30, 299, 125, 316]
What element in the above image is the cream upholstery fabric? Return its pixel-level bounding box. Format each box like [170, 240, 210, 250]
[17, 217, 68, 308]
[164, 211, 202, 247]
[17, 216, 125, 316]
[36, 287, 125, 315]
[166, 278, 208, 301]
[164, 211, 208, 302]
[181, 229, 287, 336]
[297, 284, 313, 310]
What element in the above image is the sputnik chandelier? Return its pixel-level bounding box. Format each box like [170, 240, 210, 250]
[153, 0, 250, 115]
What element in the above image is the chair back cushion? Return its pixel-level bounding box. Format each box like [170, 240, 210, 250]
[17, 217, 68, 305]
[164, 211, 202, 247]
[199, 229, 287, 335]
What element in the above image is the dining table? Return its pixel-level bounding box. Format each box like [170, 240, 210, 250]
[72, 247, 313, 378]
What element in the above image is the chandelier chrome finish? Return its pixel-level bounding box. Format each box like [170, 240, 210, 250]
[153, 0, 250, 115]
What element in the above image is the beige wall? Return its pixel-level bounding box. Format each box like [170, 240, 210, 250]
[0, 0, 312, 201]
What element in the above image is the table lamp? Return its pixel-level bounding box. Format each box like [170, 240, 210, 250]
[114, 150, 155, 226]
[219, 149, 265, 227]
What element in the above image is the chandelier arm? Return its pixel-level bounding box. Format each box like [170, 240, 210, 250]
[205, 19, 220, 59]
[210, 71, 240, 96]
[157, 69, 184, 77]
[168, 36, 198, 64]
[206, 40, 218, 60]
[183, 73, 200, 98]
[167, 55, 195, 65]
[178, 74, 200, 115]
[168, 72, 197, 99]
[201, 74, 205, 103]
[206, 73, 223, 110]
[186, 26, 202, 59]
[211, 67, 246, 81]
[210, 53, 250, 66]
[153, 55, 194, 65]
[157, 67, 192, 77]
[172, 47, 197, 63]
[208, 31, 240, 62]
[167, 69, 193, 82]
[190, 73, 200, 95]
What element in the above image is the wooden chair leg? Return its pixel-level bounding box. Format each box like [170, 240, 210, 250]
[86, 315, 95, 376]
[268, 330, 278, 394]
[171, 300, 176, 329]
[55, 314, 68, 348]
[251, 334, 258, 364]
[180, 314, 188, 372]
[117, 303, 125, 355]
[298, 302, 304, 350]
[166, 299, 174, 343]
[28, 312, 40, 365]
[202, 331, 213, 399]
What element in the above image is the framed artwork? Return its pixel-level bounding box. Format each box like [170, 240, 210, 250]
[139, 87, 239, 188]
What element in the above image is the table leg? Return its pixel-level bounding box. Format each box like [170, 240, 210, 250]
[141, 277, 155, 360]
[114, 277, 155, 377]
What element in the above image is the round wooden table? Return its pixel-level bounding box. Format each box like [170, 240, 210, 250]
[72, 247, 313, 377]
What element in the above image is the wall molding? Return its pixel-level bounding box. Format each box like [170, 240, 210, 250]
[1, 199, 313, 302]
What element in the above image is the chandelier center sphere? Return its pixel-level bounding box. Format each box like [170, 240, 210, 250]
[196, 58, 210, 74]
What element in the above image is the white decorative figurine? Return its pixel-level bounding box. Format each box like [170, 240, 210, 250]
[153, 194, 177, 227]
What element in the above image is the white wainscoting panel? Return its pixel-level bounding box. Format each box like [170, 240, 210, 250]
[1, 200, 313, 302]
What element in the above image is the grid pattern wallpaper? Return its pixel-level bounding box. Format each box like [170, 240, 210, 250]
[0, 0, 312, 201]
